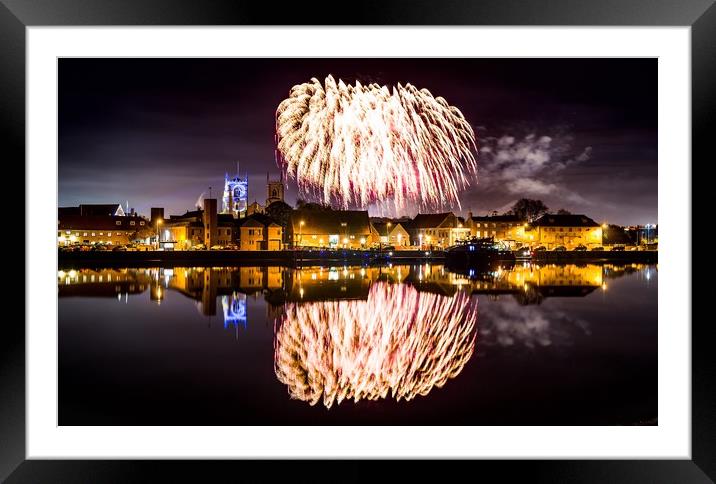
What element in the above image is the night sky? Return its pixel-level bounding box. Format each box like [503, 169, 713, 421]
[58, 58, 657, 225]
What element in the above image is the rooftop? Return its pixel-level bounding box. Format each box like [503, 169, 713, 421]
[290, 209, 371, 234]
[531, 214, 600, 227]
[410, 213, 455, 229]
[470, 214, 525, 223]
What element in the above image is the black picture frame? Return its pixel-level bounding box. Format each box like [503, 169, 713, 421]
[2, 0, 712, 481]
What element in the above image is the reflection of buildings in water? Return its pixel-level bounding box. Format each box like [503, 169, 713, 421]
[274, 282, 478, 409]
[58, 264, 609, 307]
[603, 263, 651, 281]
[365, 263, 604, 302]
[286, 265, 415, 302]
[58, 266, 287, 329]
[507, 264, 603, 304]
[59, 263, 636, 332]
[57, 268, 151, 299]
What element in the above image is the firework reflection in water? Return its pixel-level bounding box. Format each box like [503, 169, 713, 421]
[274, 282, 478, 409]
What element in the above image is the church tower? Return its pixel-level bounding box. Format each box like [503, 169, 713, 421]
[266, 171, 285, 207]
[222, 162, 248, 218]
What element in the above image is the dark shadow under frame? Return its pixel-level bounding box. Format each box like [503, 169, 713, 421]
[1, 0, 712, 481]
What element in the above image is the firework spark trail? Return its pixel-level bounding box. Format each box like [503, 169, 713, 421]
[276, 76, 478, 211]
[273, 283, 478, 409]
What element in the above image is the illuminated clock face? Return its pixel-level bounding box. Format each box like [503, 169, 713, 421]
[233, 182, 247, 200]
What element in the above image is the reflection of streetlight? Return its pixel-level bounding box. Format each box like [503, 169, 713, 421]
[298, 220, 305, 248]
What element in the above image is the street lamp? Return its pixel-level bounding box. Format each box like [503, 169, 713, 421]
[298, 220, 305, 249]
[156, 218, 163, 250]
[382, 222, 392, 254]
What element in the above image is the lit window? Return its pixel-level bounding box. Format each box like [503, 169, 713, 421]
[140, 221, 145, 225]
[130, 221, 136, 226]
[91, 233, 96, 236]
[115, 221, 121, 225]
[83, 232, 88, 236]
[107, 232, 112, 237]
[66, 230, 71, 234]
[99, 232, 103, 236]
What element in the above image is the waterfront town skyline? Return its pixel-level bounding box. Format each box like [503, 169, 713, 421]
[59, 58, 657, 226]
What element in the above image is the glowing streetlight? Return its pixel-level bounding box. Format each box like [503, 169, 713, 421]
[156, 218, 163, 250]
[382, 222, 392, 253]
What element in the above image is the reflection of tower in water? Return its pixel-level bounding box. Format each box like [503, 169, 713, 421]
[200, 269, 217, 316]
[222, 292, 247, 329]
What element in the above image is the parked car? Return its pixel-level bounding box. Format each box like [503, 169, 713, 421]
[611, 245, 625, 251]
[112, 245, 127, 251]
[190, 244, 206, 250]
[224, 244, 239, 250]
[574, 245, 588, 251]
[553, 246, 567, 251]
[210, 245, 224, 250]
[533, 246, 547, 252]
[591, 246, 604, 251]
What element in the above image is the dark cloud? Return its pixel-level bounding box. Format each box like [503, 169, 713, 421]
[59, 58, 657, 225]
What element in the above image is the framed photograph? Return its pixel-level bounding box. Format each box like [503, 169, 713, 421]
[4, 0, 712, 481]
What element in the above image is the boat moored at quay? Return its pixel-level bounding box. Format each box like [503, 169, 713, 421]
[445, 237, 516, 266]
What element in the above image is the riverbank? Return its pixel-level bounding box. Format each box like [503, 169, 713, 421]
[58, 248, 444, 268]
[58, 248, 657, 268]
[532, 250, 657, 263]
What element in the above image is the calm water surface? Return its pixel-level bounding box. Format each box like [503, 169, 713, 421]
[58, 262, 657, 425]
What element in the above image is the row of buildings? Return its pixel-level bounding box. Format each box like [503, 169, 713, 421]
[287, 211, 604, 250]
[58, 202, 607, 251]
